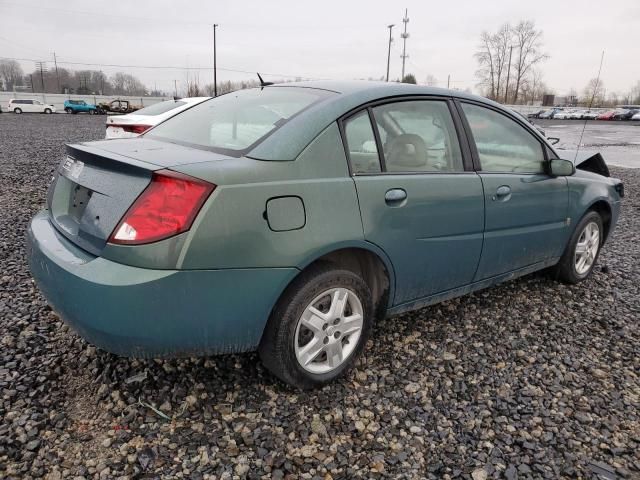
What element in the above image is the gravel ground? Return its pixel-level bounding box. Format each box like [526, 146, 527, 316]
[1, 114, 639, 479]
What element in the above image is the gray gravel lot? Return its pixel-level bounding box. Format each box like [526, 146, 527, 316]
[1, 114, 639, 479]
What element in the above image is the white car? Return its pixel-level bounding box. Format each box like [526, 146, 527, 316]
[8, 99, 56, 114]
[568, 110, 587, 120]
[105, 97, 210, 139]
[632, 111, 640, 121]
[553, 110, 575, 120]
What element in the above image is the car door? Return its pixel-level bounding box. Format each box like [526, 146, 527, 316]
[458, 101, 569, 280]
[342, 98, 485, 305]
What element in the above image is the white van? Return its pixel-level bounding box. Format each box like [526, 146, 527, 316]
[8, 99, 56, 114]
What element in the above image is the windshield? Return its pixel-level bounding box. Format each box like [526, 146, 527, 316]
[146, 87, 334, 155]
[134, 100, 187, 116]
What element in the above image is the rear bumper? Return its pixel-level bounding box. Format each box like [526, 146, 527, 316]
[27, 211, 298, 357]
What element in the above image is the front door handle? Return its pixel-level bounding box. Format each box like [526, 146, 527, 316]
[493, 185, 512, 201]
[385, 188, 407, 206]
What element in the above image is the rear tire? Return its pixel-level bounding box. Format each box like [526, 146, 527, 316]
[65, 108, 73, 114]
[44, 108, 52, 114]
[553, 211, 603, 284]
[14, 108, 22, 114]
[89, 109, 96, 115]
[259, 263, 373, 389]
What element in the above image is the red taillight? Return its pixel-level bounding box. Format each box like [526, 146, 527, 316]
[107, 124, 152, 134]
[109, 170, 215, 245]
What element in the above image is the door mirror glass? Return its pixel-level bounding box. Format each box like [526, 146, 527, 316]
[550, 159, 575, 176]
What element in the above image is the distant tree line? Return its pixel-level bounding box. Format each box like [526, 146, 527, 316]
[0, 59, 153, 96]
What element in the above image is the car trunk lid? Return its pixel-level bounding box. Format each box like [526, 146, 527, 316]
[47, 139, 230, 255]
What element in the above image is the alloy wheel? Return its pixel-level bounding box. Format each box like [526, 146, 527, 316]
[574, 221, 600, 275]
[294, 287, 364, 374]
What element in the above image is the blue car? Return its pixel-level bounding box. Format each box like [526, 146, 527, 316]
[28, 82, 624, 388]
[64, 100, 102, 115]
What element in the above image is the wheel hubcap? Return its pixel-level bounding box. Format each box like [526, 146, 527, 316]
[294, 287, 364, 374]
[574, 221, 600, 275]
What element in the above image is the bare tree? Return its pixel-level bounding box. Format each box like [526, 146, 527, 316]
[511, 21, 549, 104]
[582, 78, 605, 106]
[110, 72, 146, 96]
[474, 24, 512, 101]
[0, 60, 24, 91]
[424, 74, 438, 87]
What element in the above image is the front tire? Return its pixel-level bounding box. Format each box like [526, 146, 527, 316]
[259, 263, 373, 389]
[44, 108, 52, 114]
[553, 211, 603, 284]
[14, 108, 22, 114]
[65, 108, 73, 114]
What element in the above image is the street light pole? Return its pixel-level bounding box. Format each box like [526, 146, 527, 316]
[213, 24, 218, 97]
[386, 24, 394, 82]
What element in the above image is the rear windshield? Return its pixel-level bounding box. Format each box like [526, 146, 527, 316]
[135, 100, 187, 116]
[146, 87, 334, 155]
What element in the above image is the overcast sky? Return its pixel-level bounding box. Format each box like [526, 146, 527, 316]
[1, 0, 638, 96]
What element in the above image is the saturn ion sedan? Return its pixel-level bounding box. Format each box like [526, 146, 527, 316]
[27, 81, 624, 389]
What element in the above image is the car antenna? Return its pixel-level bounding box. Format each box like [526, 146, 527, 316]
[257, 73, 273, 89]
[575, 50, 605, 162]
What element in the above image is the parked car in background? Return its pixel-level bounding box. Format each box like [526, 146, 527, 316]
[613, 109, 639, 121]
[28, 81, 624, 389]
[105, 97, 210, 139]
[597, 110, 616, 120]
[553, 110, 574, 120]
[527, 109, 545, 119]
[631, 111, 640, 121]
[538, 108, 563, 119]
[64, 100, 102, 115]
[99, 99, 142, 114]
[511, 109, 547, 137]
[581, 111, 599, 120]
[568, 110, 586, 120]
[8, 99, 56, 114]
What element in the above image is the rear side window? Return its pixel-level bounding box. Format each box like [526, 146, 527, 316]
[147, 87, 334, 155]
[343, 111, 382, 174]
[462, 103, 545, 173]
[372, 100, 464, 173]
[134, 100, 187, 116]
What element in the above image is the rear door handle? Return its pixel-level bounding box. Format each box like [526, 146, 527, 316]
[385, 188, 407, 206]
[492, 185, 512, 201]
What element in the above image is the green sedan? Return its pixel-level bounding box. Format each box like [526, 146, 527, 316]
[27, 81, 624, 389]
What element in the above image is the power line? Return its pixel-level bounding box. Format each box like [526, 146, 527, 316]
[0, 55, 324, 80]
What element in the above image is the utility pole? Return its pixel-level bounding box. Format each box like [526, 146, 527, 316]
[400, 9, 409, 82]
[30, 74, 35, 93]
[447, 74, 450, 89]
[53, 52, 61, 93]
[213, 24, 218, 96]
[386, 24, 394, 82]
[36, 61, 47, 93]
[504, 45, 514, 104]
[174, 80, 178, 97]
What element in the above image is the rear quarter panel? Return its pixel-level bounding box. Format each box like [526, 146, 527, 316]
[173, 123, 366, 269]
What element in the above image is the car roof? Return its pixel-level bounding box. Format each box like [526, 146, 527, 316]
[248, 80, 512, 161]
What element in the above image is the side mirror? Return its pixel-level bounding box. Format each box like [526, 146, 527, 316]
[550, 159, 575, 177]
[547, 137, 560, 145]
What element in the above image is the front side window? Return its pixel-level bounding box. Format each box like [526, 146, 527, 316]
[343, 111, 382, 174]
[147, 87, 334, 154]
[372, 100, 464, 172]
[462, 103, 545, 173]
